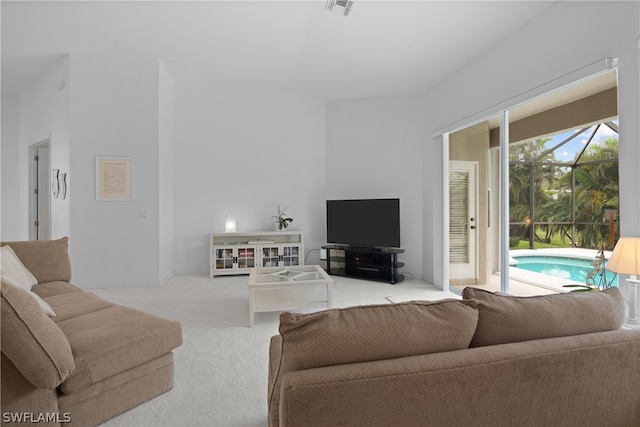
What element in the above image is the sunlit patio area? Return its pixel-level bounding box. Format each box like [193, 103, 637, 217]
[451, 247, 609, 296]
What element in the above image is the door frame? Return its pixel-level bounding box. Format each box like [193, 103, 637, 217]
[28, 137, 51, 241]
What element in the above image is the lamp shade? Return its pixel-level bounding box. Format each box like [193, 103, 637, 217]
[606, 237, 640, 275]
[224, 215, 236, 233]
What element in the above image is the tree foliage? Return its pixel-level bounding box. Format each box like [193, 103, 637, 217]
[509, 132, 619, 249]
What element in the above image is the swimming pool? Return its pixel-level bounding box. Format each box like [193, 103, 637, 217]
[511, 255, 618, 287]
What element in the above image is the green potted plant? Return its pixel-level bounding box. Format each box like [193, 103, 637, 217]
[272, 205, 293, 230]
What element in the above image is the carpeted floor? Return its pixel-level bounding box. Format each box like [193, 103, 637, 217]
[92, 274, 458, 426]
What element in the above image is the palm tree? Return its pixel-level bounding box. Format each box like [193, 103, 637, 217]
[509, 138, 556, 245]
[559, 137, 619, 248]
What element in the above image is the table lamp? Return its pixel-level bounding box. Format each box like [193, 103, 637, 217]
[225, 214, 236, 233]
[606, 237, 640, 325]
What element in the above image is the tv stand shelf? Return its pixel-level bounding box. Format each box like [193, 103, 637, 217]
[322, 245, 404, 284]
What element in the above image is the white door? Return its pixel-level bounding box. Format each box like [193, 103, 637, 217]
[449, 161, 478, 280]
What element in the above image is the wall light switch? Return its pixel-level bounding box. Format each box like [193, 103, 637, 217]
[138, 210, 148, 218]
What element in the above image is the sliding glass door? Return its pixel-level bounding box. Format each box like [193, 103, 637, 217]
[446, 68, 619, 295]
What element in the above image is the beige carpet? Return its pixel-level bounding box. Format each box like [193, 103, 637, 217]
[92, 274, 457, 426]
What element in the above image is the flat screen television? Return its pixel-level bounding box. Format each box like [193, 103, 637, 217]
[326, 198, 400, 249]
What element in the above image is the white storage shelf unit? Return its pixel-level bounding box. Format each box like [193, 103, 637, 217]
[210, 231, 304, 277]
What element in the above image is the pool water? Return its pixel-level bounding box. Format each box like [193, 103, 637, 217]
[511, 256, 618, 287]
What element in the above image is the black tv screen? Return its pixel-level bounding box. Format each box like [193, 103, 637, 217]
[326, 199, 400, 248]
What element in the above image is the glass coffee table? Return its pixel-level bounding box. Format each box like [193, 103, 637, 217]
[247, 265, 333, 326]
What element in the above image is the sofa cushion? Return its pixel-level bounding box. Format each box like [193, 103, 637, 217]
[463, 287, 625, 347]
[43, 291, 115, 323]
[57, 305, 182, 394]
[1, 237, 72, 284]
[1, 245, 55, 316]
[278, 299, 479, 369]
[0, 281, 75, 389]
[32, 281, 84, 299]
[269, 299, 479, 427]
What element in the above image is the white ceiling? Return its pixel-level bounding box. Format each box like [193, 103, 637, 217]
[1, 1, 555, 100]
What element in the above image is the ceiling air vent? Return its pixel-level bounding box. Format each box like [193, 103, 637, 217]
[325, 0, 354, 16]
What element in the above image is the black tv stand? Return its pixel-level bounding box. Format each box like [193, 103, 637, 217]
[347, 246, 382, 252]
[322, 245, 405, 284]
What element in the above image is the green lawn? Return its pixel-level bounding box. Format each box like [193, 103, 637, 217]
[512, 235, 570, 249]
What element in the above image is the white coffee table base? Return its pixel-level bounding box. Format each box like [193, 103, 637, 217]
[248, 265, 333, 327]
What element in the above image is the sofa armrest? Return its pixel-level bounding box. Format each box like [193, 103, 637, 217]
[1, 354, 60, 423]
[268, 335, 283, 404]
[1, 281, 75, 389]
[279, 329, 640, 427]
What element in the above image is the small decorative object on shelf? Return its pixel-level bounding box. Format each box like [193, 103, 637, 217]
[272, 205, 293, 230]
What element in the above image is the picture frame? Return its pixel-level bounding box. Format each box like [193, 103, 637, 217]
[96, 156, 134, 201]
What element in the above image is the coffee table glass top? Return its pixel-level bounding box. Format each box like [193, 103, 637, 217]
[251, 266, 330, 283]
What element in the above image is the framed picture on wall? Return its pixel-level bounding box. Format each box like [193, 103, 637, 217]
[96, 156, 134, 201]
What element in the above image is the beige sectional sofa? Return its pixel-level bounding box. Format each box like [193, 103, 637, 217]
[269, 286, 640, 427]
[1, 238, 182, 426]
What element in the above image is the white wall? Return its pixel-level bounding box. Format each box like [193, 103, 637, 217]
[172, 77, 326, 274]
[4, 56, 72, 242]
[325, 95, 425, 279]
[69, 54, 163, 287]
[421, 1, 640, 288]
[1, 93, 22, 240]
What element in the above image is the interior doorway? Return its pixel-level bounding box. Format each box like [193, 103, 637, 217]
[29, 138, 51, 240]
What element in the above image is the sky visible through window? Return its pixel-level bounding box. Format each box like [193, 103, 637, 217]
[511, 119, 619, 164]
[544, 119, 618, 163]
